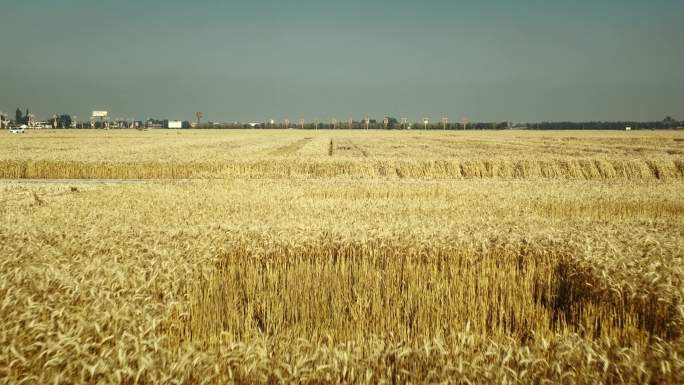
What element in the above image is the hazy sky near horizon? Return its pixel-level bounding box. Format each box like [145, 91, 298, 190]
[1, 0, 683, 123]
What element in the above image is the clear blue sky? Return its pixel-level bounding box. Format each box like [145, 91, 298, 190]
[1, 0, 682, 122]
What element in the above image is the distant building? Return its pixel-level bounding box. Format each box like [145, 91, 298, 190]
[167, 120, 183, 129]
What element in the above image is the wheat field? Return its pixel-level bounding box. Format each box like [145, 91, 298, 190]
[1, 129, 683, 384]
[1, 129, 682, 179]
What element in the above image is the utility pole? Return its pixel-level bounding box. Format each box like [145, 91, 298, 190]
[461, 116, 469, 130]
[441, 116, 448, 130]
[314, 119, 319, 130]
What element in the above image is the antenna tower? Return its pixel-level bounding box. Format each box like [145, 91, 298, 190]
[195, 112, 203, 127]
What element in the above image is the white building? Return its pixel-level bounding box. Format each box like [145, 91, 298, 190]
[167, 120, 183, 129]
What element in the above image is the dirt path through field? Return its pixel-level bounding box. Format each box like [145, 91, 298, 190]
[269, 137, 313, 155]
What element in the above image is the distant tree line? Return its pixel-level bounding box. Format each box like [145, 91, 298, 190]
[196, 119, 682, 130]
[5, 109, 683, 130]
[191, 116, 682, 130]
[197, 120, 511, 130]
[526, 117, 682, 130]
[10, 108, 72, 127]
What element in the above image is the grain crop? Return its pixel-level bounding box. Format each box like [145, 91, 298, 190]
[1, 129, 683, 384]
[0, 129, 682, 179]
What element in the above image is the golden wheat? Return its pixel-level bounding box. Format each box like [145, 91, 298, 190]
[0, 130, 683, 384]
[0, 129, 682, 180]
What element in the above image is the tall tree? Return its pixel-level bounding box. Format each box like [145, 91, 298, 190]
[385, 117, 399, 129]
[15, 108, 23, 124]
[58, 115, 72, 128]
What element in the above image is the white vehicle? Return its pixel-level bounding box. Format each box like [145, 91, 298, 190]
[9, 125, 26, 134]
